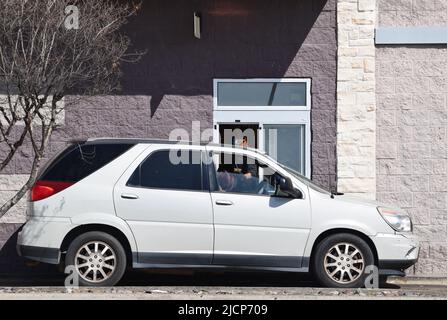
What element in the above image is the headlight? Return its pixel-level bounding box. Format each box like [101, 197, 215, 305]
[377, 207, 412, 232]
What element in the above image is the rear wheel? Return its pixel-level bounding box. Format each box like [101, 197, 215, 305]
[65, 232, 127, 287]
[312, 233, 375, 288]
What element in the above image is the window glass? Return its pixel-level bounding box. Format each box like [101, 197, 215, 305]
[40, 143, 134, 183]
[279, 163, 330, 195]
[217, 82, 307, 106]
[212, 152, 284, 196]
[128, 150, 203, 191]
[265, 124, 305, 174]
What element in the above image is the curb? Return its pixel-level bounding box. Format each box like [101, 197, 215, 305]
[388, 276, 447, 286]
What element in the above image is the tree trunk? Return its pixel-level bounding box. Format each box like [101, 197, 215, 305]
[0, 156, 42, 218]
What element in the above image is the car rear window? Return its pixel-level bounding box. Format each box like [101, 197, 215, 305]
[127, 150, 203, 191]
[40, 142, 134, 183]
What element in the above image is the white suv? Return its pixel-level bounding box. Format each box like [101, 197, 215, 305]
[17, 138, 419, 287]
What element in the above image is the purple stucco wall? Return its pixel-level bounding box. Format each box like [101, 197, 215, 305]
[0, 0, 337, 274]
[11, 0, 338, 190]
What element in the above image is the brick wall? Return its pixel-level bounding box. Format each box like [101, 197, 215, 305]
[376, 0, 447, 275]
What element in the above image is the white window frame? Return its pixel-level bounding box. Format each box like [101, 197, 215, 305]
[212, 78, 312, 178]
[213, 78, 311, 111]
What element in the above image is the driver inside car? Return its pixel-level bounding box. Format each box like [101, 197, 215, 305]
[215, 148, 278, 195]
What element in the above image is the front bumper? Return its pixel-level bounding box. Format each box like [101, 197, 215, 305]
[372, 232, 419, 276]
[378, 259, 418, 271]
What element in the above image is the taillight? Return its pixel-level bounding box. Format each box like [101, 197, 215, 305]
[31, 181, 74, 202]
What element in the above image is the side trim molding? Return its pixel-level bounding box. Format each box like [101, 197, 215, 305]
[134, 252, 310, 273]
[138, 252, 212, 265]
[132, 262, 309, 273]
[213, 254, 301, 268]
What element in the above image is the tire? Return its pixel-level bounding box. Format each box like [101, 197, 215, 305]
[65, 231, 127, 287]
[312, 233, 375, 288]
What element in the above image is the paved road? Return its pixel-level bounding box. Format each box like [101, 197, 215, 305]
[0, 270, 446, 299]
[0, 284, 446, 300]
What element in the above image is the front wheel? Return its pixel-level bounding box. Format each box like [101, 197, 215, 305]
[312, 233, 375, 288]
[65, 231, 127, 287]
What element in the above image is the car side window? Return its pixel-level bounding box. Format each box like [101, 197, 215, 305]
[127, 150, 203, 191]
[212, 152, 285, 196]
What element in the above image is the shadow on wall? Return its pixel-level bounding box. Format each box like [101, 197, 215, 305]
[119, 0, 331, 115]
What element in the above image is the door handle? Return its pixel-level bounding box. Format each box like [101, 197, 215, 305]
[121, 193, 139, 200]
[215, 200, 234, 206]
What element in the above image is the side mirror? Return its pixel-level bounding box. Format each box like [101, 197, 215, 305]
[278, 177, 303, 199]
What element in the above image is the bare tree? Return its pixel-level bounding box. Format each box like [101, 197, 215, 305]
[0, 0, 143, 217]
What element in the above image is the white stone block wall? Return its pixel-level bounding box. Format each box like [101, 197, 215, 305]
[0, 95, 65, 126]
[337, 0, 377, 199]
[0, 175, 28, 223]
[376, 1, 447, 275]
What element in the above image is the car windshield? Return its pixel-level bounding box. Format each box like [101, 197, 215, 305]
[277, 163, 331, 195]
[254, 152, 331, 195]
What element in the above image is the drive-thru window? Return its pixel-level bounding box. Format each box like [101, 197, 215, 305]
[213, 78, 311, 177]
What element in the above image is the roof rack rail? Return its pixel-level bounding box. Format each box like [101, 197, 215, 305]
[83, 137, 266, 154]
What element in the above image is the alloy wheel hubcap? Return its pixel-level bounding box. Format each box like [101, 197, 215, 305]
[323, 242, 365, 284]
[75, 241, 116, 283]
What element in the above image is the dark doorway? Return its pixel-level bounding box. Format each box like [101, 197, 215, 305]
[219, 123, 259, 149]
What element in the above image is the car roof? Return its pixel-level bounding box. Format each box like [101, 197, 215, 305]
[77, 137, 266, 155]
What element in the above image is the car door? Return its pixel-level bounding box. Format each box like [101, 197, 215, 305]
[114, 145, 214, 266]
[207, 147, 311, 268]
